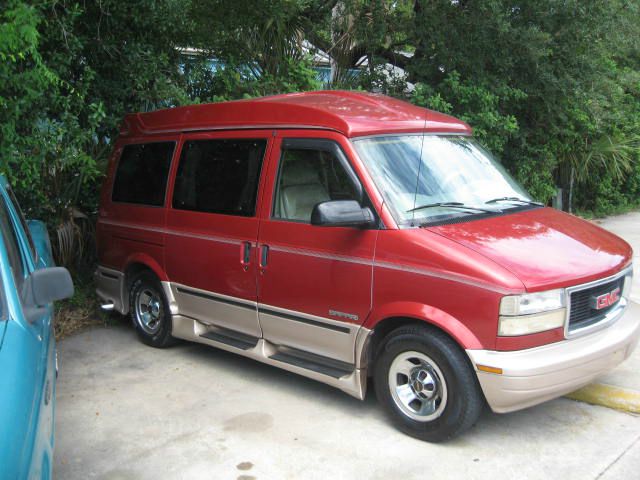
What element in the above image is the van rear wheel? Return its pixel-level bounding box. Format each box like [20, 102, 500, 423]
[374, 325, 483, 442]
[129, 271, 175, 348]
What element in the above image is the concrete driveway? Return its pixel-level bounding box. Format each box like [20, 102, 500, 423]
[55, 211, 640, 479]
[55, 322, 640, 480]
[595, 211, 640, 303]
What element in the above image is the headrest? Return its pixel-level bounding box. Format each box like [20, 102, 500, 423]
[280, 158, 322, 187]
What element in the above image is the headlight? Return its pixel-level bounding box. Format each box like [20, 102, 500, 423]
[499, 289, 566, 336]
[500, 289, 565, 315]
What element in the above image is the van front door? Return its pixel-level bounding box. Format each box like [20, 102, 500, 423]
[165, 131, 272, 343]
[256, 133, 377, 367]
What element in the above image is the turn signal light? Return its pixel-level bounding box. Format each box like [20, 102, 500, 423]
[476, 365, 503, 375]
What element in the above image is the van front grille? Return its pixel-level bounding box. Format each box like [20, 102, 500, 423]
[568, 277, 624, 332]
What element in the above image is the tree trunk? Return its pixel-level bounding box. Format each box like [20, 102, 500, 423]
[568, 166, 575, 213]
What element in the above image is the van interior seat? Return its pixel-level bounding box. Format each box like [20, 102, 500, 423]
[279, 159, 330, 222]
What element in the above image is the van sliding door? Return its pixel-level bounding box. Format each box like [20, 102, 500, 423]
[164, 131, 273, 342]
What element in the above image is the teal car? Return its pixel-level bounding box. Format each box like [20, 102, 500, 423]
[0, 176, 73, 479]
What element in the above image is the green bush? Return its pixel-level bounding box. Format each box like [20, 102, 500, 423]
[2, 0, 640, 256]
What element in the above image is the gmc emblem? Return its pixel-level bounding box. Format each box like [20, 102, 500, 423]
[590, 287, 621, 310]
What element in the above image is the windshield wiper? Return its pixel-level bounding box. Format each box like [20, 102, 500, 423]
[407, 202, 496, 213]
[485, 196, 543, 206]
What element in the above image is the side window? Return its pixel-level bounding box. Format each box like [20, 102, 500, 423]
[112, 142, 175, 206]
[6, 187, 36, 261]
[273, 142, 360, 223]
[0, 196, 26, 290]
[172, 139, 267, 216]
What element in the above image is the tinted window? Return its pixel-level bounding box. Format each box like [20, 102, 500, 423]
[0, 196, 26, 290]
[173, 139, 267, 216]
[112, 142, 175, 206]
[7, 187, 36, 261]
[273, 146, 359, 223]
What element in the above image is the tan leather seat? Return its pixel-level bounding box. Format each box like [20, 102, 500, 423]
[279, 159, 330, 222]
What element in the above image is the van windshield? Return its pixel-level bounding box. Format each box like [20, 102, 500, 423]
[353, 135, 535, 226]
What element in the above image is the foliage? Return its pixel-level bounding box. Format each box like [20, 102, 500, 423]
[183, 55, 321, 102]
[411, 73, 524, 156]
[1, 0, 190, 219]
[54, 270, 113, 339]
[2, 0, 640, 268]
[1, 1, 101, 243]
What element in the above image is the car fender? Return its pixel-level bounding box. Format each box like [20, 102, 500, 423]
[123, 252, 168, 281]
[364, 301, 484, 350]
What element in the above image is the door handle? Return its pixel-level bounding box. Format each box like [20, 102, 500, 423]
[260, 245, 269, 268]
[241, 241, 251, 266]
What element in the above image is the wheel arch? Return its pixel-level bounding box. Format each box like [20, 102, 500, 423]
[121, 254, 168, 314]
[123, 253, 167, 282]
[363, 301, 484, 371]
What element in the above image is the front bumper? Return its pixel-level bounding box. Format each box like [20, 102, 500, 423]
[467, 299, 640, 413]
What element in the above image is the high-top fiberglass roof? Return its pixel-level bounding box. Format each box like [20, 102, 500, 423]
[121, 90, 471, 138]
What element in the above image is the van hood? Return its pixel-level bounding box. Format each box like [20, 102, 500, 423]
[426, 207, 632, 291]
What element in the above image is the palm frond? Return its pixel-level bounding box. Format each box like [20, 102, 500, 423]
[571, 134, 640, 182]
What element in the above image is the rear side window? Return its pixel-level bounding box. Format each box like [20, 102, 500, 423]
[112, 142, 175, 206]
[0, 196, 26, 290]
[6, 187, 36, 261]
[172, 139, 267, 216]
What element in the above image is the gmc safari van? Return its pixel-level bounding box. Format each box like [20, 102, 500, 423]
[95, 91, 638, 441]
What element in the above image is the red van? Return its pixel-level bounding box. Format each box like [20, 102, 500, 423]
[95, 91, 638, 441]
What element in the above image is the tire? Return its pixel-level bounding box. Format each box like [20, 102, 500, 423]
[128, 271, 176, 348]
[374, 324, 484, 442]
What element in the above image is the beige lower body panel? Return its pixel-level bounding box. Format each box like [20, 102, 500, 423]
[172, 314, 369, 399]
[170, 283, 261, 338]
[94, 266, 127, 314]
[467, 305, 640, 413]
[97, 273, 371, 398]
[258, 304, 360, 364]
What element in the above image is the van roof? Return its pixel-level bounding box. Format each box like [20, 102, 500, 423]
[121, 90, 471, 138]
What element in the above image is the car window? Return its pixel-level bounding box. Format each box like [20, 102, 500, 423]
[0, 275, 5, 321]
[273, 145, 359, 223]
[6, 187, 36, 261]
[112, 142, 175, 206]
[0, 195, 26, 291]
[172, 139, 267, 217]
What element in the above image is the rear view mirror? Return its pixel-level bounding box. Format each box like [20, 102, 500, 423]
[27, 267, 74, 306]
[311, 200, 375, 228]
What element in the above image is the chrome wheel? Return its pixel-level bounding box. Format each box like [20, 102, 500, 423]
[388, 351, 448, 422]
[134, 288, 163, 335]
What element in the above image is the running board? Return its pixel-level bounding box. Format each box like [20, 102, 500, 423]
[199, 328, 259, 351]
[269, 346, 354, 379]
[171, 315, 367, 400]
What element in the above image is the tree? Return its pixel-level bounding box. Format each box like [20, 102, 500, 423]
[2, 0, 640, 262]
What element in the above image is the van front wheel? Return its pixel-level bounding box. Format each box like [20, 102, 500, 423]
[129, 271, 175, 348]
[374, 325, 483, 442]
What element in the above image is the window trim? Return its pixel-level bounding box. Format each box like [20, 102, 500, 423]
[110, 140, 177, 208]
[0, 192, 29, 293]
[5, 187, 37, 264]
[170, 137, 269, 218]
[271, 138, 377, 226]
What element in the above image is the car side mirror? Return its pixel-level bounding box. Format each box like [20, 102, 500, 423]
[26, 267, 74, 306]
[311, 200, 375, 228]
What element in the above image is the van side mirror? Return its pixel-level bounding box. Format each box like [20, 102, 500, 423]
[26, 267, 74, 306]
[311, 200, 375, 228]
